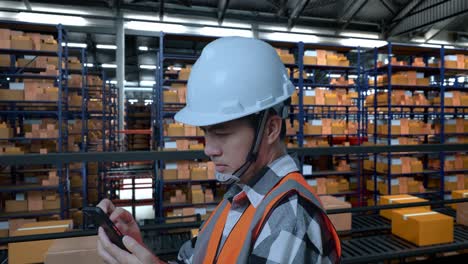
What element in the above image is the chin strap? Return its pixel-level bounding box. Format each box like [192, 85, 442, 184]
[215, 108, 271, 184]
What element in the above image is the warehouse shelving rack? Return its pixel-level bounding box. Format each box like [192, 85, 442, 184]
[152, 32, 216, 219]
[0, 22, 70, 219]
[65, 50, 118, 214]
[365, 42, 468, 203]
[287, 41, 366, 205]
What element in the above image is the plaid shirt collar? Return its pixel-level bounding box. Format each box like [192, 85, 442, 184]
[224, 153, 300, 208]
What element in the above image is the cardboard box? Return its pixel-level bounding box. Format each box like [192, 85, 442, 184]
[451, 189, 468, 210]
[0, 127, 13, 138]
[5, 200, 28, 213]
[457, 202, 468, 226]
[391, 208, 453, 246]
[380, 194, 429, 219]
[167, 124, 185, 136]
[320, 195, 352, 231]
[163, 169, 177, 180]
[191, 189, 204, 204]
[191, 167, 207, 180]
[43, 199, 60, 210]
[8, 218, 36, 233]
[280, 54, 295, 64]
[44, 235, 104, 264]
[12, 39, 33, 50]
[0, 89, 24, 101]
[303, 56, 317, 65]
[27, 191, 43, 211]
[9, 220, 73, 264]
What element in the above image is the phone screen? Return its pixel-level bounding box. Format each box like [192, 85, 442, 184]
[83, 207, 129, 252]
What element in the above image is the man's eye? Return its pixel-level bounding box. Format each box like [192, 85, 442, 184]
[214, 131, 230, 136]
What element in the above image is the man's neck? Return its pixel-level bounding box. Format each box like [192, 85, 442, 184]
[239, 143, 287, 184]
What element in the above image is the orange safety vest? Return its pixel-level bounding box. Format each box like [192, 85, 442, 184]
[192, 172, 341, 264]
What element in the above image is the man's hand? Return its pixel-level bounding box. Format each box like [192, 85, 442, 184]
[98, 227, 164, 264]
[97, 199, 143, 244]
[96, 199, 165, 264]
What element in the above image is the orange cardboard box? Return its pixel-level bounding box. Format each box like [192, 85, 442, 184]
[380, 194, 429, 219]
[303, 56, 317, 65]
[12, 39, 33, 50]
[320, 195, 351, 231]
[27, 191, 43, 211]
[9, 220, 73, 264]
[190, 167, 207, 180]
[167, 124, 185, 136]
[326, 182, 339, 194]
[5, 200, 28, 213]
[391, 208, 453, 246]
[163, 169, 177, 180]
[451, 189, 468, 210]
[44, 235, 104, 264]
[456, 202, 468, 226]
[280, 54, 295, 64]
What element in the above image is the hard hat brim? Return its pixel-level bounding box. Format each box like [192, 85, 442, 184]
[174, 93, 292, 127]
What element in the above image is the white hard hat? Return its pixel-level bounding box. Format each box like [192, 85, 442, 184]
[174, 36, 295, 127]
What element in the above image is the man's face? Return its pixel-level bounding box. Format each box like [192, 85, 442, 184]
[202, 118, 254, 175]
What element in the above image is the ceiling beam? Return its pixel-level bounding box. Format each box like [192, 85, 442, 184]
[287, 0, 310, 29]
[385, 0, 423, 37]
[217, 0, 230, 24]
[23, 0, 31, 10]
[388, 0, 468, 37]
[336, 0, 368, 34]
[275, 0, 289, 17]
[379, 0, 396, 15]
[159, 0, 164, 20]
[423, 15, 459, 42]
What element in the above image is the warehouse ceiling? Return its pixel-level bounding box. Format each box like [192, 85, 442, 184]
[0, 0, 467, 93]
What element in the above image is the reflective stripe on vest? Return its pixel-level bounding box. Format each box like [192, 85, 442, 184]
[192, 172, 341, 264]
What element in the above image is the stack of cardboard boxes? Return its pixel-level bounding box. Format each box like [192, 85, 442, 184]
[163, 161, 215, 181]
[24, 121, 59, 139]
[0, 122, 13, 138]
[443, 54, 468, 69]
[169, 189, 187, 204]
[22, 80, 59, 101]
[4, 190, 60, 213]
[309, 177, 349, 195]
[178, 66, 191, 80]
[303, 119, 358, 135]
[376, 119, 433, 135]
[292, 88, 357, 107]
[379, 194, 454, 246]
[366, 177, 424, 195]
[369, 71, 430, 86]
[276, 49, 295, 64]
[165, 123, 204, 137]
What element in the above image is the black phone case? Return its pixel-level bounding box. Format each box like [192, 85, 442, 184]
[83, 207, 129, 252]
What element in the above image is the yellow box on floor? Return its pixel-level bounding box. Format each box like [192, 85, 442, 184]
[451, 189, 468, 210]
[379, 194, 429, 219]
[9, 220, 73, 264]
[391, 208, 453, 246]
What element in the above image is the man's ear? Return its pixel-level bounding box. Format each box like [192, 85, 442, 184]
[266, 115, 282, 144]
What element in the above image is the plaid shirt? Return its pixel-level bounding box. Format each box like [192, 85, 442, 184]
[174, 154, 340, 263]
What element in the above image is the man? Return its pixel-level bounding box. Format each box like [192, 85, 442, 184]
[97, 36, 341, 264]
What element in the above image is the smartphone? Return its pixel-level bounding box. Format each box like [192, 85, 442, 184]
[83, 207, 129, 252]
